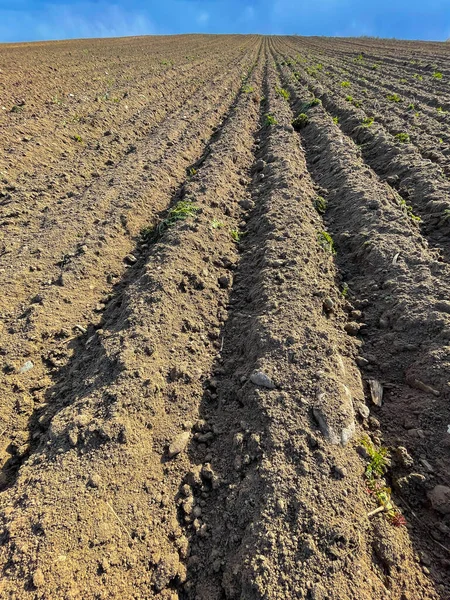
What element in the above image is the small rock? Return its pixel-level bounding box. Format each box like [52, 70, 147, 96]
[218, 275, 231, 289]
[344, 322, 360, 336]
[250, 371, 275, 389]
[356, 356, 369, 367]
[419, 458, 434, 473]
[355, 401, 370, 419]
[395, 446, 414, 469]
[201, 463, 215, 481]
[87, 473, 102, 488]
[124, 254, 137, 265]
[276, 498, 286, 511]
[19, 360, 34, 374]
[350, 310, 362, 320]
[238, 199, 254, 210]
[255, 159, 266, 172]
[368, 416, 380, 430]
[168, 432, 190, 458]
[323, 297, 334, 312]
[334, 465, 347, 478]
[428, 485, 450, 514]
[32, 569, 45, 588]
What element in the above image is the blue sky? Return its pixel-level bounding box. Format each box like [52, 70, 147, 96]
[1, 0, 449, 43]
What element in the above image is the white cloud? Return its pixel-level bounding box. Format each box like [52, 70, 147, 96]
[34, 3, 156, 41]
[197, 11, 210, 25]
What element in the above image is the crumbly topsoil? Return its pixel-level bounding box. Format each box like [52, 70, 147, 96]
[0, 34, 449, 600]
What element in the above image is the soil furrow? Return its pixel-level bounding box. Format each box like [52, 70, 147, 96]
[275, 41, 450, 263]
[273, 41, 450, 596]
[0, 39, 266, 600]
[0, 41, 262, 490]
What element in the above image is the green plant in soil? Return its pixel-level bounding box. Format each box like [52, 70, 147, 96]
[413, 73, 423, 81]
[341, 282, 349, 298]
[394, 132, 410, 143]
[362, 117, 374, 127]
[314, 196, 327, 214]
[187, 167, 197, 177]
[407, 103, 415, 110]
[292, 113, 309, 130]
[242, 84, 255, 93]
[211, 218, 224, 229]
[360, 437, 406, 527]
[230, 228, 241, 242]
[341, 81, 351, 87]
[433, 71, 443, 79]
[72, 134, 83, 142]
[345, 95, 353, 103]
[141, 200, 198, 243]
[317, 231, 336, 254]
[387, 93, 402, 103]
[275, 87, 290, 100]
[332, 116, 339, 124]
[10, 104, 24, 113]
[264, 113, 277, 126]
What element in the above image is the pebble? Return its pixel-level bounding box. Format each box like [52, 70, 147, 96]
[19, 360, 34, 374]
[323, 297, 334, 312]
[168, 432, 190, 458]
[255, 159, 266, 172]
[334, 465, 347, 478]
[218, 275, 231, 289]
[356, 356, 369, 367]
[250, 371, 276, 389]
[344, 322, 360, 336]
[87, 473, 102, 488]
[239, 199, 254, 210]
[355, 401, 370, 419]
[124, 254, 137, 265]
[428, 485, 450, 514]
[395, 446, 414, 469]
[32, 569, 45, 588]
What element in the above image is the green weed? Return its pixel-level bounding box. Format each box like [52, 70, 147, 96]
[142, 200, 199, 243]
[230, 228, 241, 242]
[72, 134, 83, 142]
[433, 71, 443, 79]
[341, 81, 351, 87]
[211, 218, 224, 229]
[187, 167, 197, 177]
[361, 437, 389, 478]
[314, 196, 327, 214]
[394, 132, 410, 143]
[362, 117, 374, 127]
[360, 437, 406, 527]
[275, 86, 290, 100]
[317, 231, 336, 254]
[387, 93, 402, 102]
[332, 116, 339, 124]
[242, 84, 255, 93]
[292, 113, 309, 130]
[341, 282, 349, 298]
[413, 73, 423, 81]
[264, 113, 277, 126]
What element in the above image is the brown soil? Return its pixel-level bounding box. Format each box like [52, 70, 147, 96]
[0, 34, 449, 599]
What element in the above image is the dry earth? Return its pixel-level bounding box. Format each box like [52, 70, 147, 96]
[0, 34, 450, 599]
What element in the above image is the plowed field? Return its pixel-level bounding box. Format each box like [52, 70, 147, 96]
[1, 34, 450, 599]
